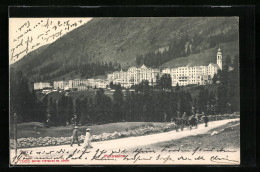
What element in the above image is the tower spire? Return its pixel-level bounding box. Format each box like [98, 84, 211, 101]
[217, 45, 222, 70]
[218, 45, 221, 52]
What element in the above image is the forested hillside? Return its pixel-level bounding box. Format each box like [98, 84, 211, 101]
[11, 17, 239, 82]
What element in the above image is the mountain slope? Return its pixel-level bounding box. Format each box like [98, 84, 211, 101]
[11, 44, 49, 69]
[160, 41, 239, 68]
[11, 17, 239, 81]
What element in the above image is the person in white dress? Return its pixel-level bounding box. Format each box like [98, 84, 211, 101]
[83, 128, 93, 149]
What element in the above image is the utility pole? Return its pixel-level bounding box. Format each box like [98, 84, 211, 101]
[14, 113, 17, 157]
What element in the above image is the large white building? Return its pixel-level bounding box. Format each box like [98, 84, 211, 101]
[108, 47, 223, 87]
[52, 79, 109, 91]
[34, 48, 223, 91]
[162, 47, 222, 86]
[162, 65, 215, 86]
[47, 78, 109, 91]
[108, 65, 160, 88]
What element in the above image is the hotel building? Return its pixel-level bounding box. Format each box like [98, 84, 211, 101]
[108, 65, 160, 88]
[108, 47, 223, 87]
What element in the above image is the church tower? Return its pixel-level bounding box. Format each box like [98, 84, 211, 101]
[217, 46, 222, 70]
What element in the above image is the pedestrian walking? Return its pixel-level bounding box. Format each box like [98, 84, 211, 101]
[83, 128, 93, 149]
[181, 112, 188, 130]
[70, 126, 80, 147]
[202, 112, 209, 127]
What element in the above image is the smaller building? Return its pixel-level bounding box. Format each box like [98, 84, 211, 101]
[34, 82, 52, 90]
[53, 80, 69, 90]
[69, 79, 89, 91]
[95, 79, 109, 89]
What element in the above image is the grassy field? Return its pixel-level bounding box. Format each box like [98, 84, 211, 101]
[11, 122, 166, 139]
[150, 120, 240, 150]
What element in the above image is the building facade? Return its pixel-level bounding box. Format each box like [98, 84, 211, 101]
[68, 79, 89, 91]
[162, 64, 216, 86]
[53, 81, 69, 90]
[34, 47, 223, 90]
[108, 65, 160, 88]
[65, 79, 109, 91]
[162, 47, 222, 86]
[108, 47, 222, 87]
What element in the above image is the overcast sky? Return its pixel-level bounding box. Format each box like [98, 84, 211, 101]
[9, 18, 92, 65]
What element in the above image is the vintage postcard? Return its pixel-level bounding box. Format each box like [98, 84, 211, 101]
[9, 17, 240, 165]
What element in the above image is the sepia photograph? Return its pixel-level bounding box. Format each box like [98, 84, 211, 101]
[9, 16, 240, 165]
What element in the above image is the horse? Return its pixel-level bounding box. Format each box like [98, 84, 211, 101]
[188, 116, 198, 130]
[173, 115, 199, 131]
[173, 117, 185, 132]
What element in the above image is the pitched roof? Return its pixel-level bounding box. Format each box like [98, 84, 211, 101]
[140, 64, 147, 69]
[208, 63, 220, 68]
[218, 46, 221, 52]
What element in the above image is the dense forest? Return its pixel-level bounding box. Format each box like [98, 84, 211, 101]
[10, 54, 239, 126]
[34, 60, 121, 82]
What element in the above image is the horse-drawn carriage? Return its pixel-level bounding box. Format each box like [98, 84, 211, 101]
[172, 112, 209, 131]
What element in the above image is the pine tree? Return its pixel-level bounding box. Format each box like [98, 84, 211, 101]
[66, 97, 73, 125]
[198, 87, 209, 113]
[175, 83, 180, 91]
[158, 74, 172, 90]
[170, 92, 179, 119]
[112, 85, 124, 122]
[229, 54, 240, 112]
[87, 98, 94, 125]
[79, 98, 88, 125]
[217, 85, 228, 114]
[10, 68, 45, 123]
[102, 95, 113, 123]
[74, 98, 81, 125]
[212, 74, 217, 84]
[179, 92, 193, 116]
[124, 90, 132, 121]
[208, 91, 217, 115]
[55, 94, 67, 125]
[94, 89, 107, 124]
[48, 98, 57, 126]
[224, 54, 232, 69]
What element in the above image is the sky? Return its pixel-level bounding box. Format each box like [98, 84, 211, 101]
[9, 18, 92, 65]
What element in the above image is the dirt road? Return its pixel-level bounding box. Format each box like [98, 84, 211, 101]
[10, 118, 240, 165]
